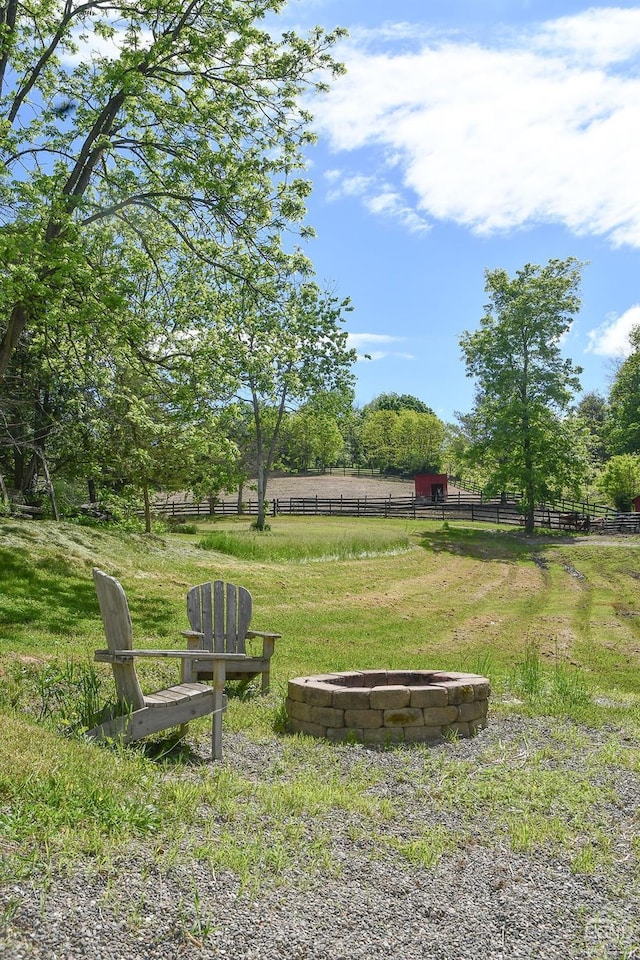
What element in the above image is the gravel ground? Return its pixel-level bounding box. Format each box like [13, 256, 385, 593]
[2, 716, 639, 960]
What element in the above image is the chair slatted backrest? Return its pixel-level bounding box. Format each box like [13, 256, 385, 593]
[187, 580, 253, 655]
[93, 568, 145, 711]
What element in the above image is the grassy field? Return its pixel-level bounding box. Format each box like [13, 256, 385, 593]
[1, 514, 639, 899]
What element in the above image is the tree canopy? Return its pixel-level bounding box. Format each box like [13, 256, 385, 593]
[606, 327, 640, 457]
[596, 454, 640, 511]
[199, 263, 355, 528]
[0, 0, 346, 380]
[364, 392, 435, 416]
[459, 258, 589, 532]
[0, 0, 351, 510]
[359, 408, 444, 474]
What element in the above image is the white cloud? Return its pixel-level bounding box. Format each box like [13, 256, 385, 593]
[364, 189, 430, 233]
[348, 333, 404, 347]
[347, 332, 414, 362]
[326, 172, 377, 199]
[313, 7, 640, 245]
[535, 7, 640, 66]
[325, 169, 431, 233]
[586, 305, 640, 356]
[359, 350, 387, 361]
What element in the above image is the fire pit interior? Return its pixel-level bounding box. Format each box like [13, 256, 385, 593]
[286, 670, 490, 744]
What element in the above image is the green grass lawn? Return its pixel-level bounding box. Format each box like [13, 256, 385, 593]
[1, 515, 639, 891]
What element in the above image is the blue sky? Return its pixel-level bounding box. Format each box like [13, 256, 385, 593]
[273, 1, 640, 422]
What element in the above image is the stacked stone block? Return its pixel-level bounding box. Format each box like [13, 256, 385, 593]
[285, 670, 490, 744]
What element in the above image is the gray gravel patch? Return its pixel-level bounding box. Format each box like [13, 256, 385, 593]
[2, 717, 639, 960]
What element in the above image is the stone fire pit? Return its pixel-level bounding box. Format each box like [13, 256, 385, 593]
[286, 670, 490, 745]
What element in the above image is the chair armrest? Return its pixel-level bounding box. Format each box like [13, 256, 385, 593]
[94, 649, 249, 663]
[246, 630, 281, 640]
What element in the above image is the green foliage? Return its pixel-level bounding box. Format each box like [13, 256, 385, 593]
[0, 0, 347, 372]
[279, 406, 346, 472]
[596, 453, 640, 510]
[365, 392, 435, 415]
[606, 330, 640, 455]
[0, 0, 348, 515]
[460, 258, 589, 532]
[199, 263, 356, 529]
[166, 521, 199, 535]
[576, 391, 609, 466]
[360, 408, 445, 473]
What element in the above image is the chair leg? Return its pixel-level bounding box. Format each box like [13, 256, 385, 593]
[211, 660, 226, 760]
[260, 639, 275, 695]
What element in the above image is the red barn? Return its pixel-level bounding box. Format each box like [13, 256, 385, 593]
[632, 495, 640, 512]
[415, 473, 448, 502]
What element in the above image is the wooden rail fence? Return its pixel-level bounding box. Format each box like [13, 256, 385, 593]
[155, 494, 633, 532]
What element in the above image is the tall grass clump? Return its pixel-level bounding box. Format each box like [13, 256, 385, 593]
[509, 642, 592, 717]
[1, 659, 114, 734]
[197, 527, 411, 562]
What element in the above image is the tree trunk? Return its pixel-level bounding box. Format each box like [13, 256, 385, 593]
[525, 503, 535, 534]
[13, 444, 24, 490]
[237, 480, 244, 515]
[0, 303, 29, 383]
[143, 483, 152, 534]
[39, 450, 60, 521]
[255, 459, 266, 530]
[88, 478, 97, 503]
[252, 391, 267, 530]
[0, 468, 10, 512]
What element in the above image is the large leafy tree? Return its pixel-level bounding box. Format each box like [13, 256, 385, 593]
[607, 326, 640, 456]
[459, 258, 589, 533]
[596, 453, 640, 511]
[88, 368, 236, 532]
[364, 392, 435, 415]
[201, 264, 355, 528]
[0, 220, 132, 498]
[576, 391, 609, 466]
[359, 410, 396, 471]
[390, 410, 444, 473]
[281, 406, 345, 472]
[359, 408, 444, 474]
[0, 0, 345, 381]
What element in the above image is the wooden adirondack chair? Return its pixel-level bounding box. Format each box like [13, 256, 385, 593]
[89, 568, 246, 759]
[184, 580, 280, 693]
